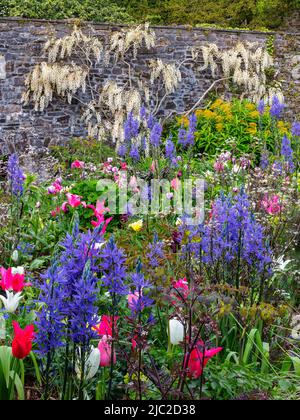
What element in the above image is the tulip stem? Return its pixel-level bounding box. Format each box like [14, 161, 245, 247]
[199, 342, 205, 400]
[107, 292, 116, 399]
[44, 351, 52, 400]
[9, 358, 17, 400]
[62, 342, 69, 400]
[78, 344, 86, 400]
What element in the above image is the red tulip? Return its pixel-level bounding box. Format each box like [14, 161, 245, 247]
[94, 315, 119, 337]
[185, 341, 222, 379]
[11, 321, 35, 360]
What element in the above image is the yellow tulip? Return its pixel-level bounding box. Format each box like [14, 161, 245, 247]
[129, 220, 143, 232]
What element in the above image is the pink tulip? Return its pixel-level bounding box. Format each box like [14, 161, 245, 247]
[98, 335, 116, 367]
[131, 337, 138, 351]
[71, 160, 84, 169]
[88, 200, 110, 216]
[0, 267, 31, 292]
[120, 162, 127, 170]
[185, 342, 223, 378]
[66, 193, 82, 208]
[114, 172, 127, 188]
[261, 195, 282, 215]
[51, 206, 61, 217]
[88, 201, 112, 232]
[129, 176, 139, 193]
[171, 178, 180, 191]
[214, 161, 225, 173]
[53, 180, 63, 192]
[61, 202, 69, 213]
[150, 160, 157, 173]
[47, 179, 63, 195]
[171, 278, 189, 304]
[92, 216, 113, 234]
[102, 162, 113, 174]
[61, 193, 82, 213]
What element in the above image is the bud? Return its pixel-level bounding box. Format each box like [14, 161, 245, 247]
[11, 250, 19, 263]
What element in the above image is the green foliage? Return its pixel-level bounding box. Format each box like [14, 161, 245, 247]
[50, 137, 114, 168]
[0, 347, 24, 400]
[1, 0, 298, 28]
[117, 0, 298, 29]
[1, 0, 133, 23]
[204, 362, 299, 400]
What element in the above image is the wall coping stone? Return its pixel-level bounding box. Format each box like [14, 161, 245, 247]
[0, 17, 285, 36]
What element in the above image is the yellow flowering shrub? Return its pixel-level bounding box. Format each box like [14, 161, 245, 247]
[174, 98, 276, 156]
[246, 122, 258, 135]
[277, 120, 290, 135]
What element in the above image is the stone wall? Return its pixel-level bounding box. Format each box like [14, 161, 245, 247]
[0, 18, 299, 153]
[281, 10, 300, 33]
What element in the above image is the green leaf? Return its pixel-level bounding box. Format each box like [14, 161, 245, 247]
[30, 258, 47, 270]
[9, 372, 24, 400]
[291, 356, 300, 376]
[29, 352, 42, 386]
[242, 328, 257, 366]
[261, 342, 270, 374]
[0, 346, 12, 388]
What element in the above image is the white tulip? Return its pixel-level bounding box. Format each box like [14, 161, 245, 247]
[85, 347, 101, 380]
[11, 266, 25, 275]
[0, 291, 23, 313]
[233, 164, 240, 174]
[75, 347, 100, 380]
[276, 256, 292, 272]
[169, 318, 185, 345]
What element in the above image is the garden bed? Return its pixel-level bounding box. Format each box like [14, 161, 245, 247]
[0, 97, 299, 401]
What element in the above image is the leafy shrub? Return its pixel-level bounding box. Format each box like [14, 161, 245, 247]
[1, 0, 133, 23]
[117, 0, 299, 29]
[173, 98, 290, 157]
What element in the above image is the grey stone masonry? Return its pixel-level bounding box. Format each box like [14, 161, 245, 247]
[0, 18, 299, 153]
